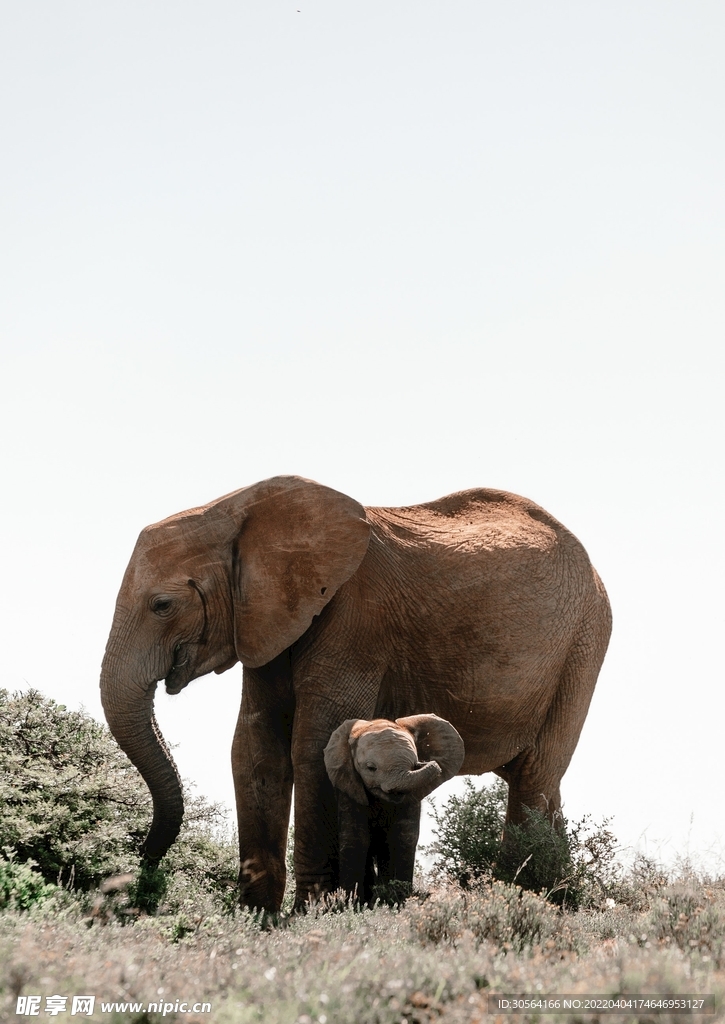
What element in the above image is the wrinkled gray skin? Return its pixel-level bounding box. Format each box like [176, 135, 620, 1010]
[100, 475, 611, 911]
[324, 715, 465, 900]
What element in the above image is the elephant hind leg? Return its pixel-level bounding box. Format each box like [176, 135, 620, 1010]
[501, 580, 612, 830]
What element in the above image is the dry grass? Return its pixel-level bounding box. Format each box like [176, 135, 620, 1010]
[1, 874, 724, 1024]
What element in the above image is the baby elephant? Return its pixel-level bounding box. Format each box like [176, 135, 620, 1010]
[324, 714, 464, 901]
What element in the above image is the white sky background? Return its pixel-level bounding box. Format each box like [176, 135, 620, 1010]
[1, 2, 723, 867]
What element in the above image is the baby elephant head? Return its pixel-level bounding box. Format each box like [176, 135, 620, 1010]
[324, 714, 465, 805]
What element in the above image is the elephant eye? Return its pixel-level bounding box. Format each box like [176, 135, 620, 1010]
[366, 764, 377, 772]
[150, 596, 174, 615]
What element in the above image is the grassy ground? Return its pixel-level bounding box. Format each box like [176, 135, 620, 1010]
[2, 873, 724, 1024]
[3, 692, 721, 1021]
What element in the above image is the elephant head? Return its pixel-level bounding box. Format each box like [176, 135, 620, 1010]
[323, 714, 465, 805]
[100, 476, 371, 862]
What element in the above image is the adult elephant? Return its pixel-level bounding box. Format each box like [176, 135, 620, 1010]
[100, 476, 611, 911]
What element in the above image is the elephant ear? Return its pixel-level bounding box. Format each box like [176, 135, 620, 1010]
[395, 714, 465, 783]
[324, 720, 369, 804]
[228, 477, 371, 668]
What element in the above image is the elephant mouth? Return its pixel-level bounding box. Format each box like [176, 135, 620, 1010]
[165, 677, 190, 695]
[164, 645, 194, 695]
[164, 642, 235, 695]
[373, 789, 409, 805]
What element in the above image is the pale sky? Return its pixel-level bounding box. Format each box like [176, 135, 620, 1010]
[1, 2, 723, 867]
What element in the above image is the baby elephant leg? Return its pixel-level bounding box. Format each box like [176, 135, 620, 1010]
[336, 791, 371, 899]
[370, 799, 421, 887]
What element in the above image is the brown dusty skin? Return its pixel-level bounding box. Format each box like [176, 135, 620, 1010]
[100, 475, 612, 910]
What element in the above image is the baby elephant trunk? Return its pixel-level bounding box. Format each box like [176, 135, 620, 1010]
[384, 759, 443, 802]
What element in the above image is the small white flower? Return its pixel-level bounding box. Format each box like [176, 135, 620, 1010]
[264, 967, 277, 981]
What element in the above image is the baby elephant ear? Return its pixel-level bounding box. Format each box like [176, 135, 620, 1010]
[395, 714, 465, 783]
[324, 720, 369, 805]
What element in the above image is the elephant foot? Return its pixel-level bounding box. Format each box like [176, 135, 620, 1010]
[237, 859, 285, 914]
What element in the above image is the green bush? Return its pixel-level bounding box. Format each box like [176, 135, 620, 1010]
[0, 852, 56, 911]
[427, 776, 620, 908]
[0, 688, 238, 913]
[427, 777, 508, 888]
[0, 688, 152, 889]
[372, 879, 414, 907]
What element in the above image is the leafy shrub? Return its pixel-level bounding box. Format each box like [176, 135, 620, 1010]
[427, 777, 507, 887]
[610, 853, 671, 911]
[465, 879, 560, 950]
[0, 688, 237, 913]
[427, 776, 620, 908]
[0, 688, 153, 889]
[408, 888, 461, 944]
[499, 808, 621, 909]
[128, 861, 170, 915]
[408, 879, 563, 952]
[647, 881, 725, 965]
[160, 802, 240, 915]
[372, 879, 414, 907]
[497, 808, 577, 900]
[0, 852, 56, 911]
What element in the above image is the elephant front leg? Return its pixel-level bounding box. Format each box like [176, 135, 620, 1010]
[290, 681, 381, 907]
[292, 756, 340, 908]
[232, 656, 294, 912]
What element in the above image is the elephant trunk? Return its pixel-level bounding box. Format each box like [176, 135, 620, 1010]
[386, 760, 443, 802]
[100, 642, 184, 863]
